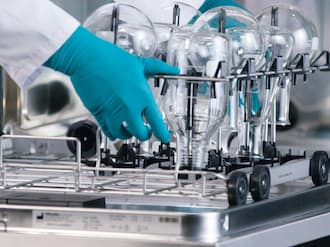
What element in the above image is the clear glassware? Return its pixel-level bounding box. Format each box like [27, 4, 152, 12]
[256, 4, 319, 63]
[248, 27, 294, 157]
[151, 24, 182, 129]
[228, 27, 264, 155]
[83, 3, 157, 57]
[152, 2, 201, 152]
[192, 6, 263, 68]
[192, 6, 265, 73]
[254, 27, 295, 125]
[257, 5, 318, 127]
[192, 6, 258, 33]
[192, 7, 265, 157]
[225, 23, 265, 147]
[162, 1, 202, 26]
[163, 30, 230, 171]
[193, 10, 265, 130]
[153, 23, 181, 61]
[153, 1, 201, 60]
[227, 27, 265, 70]
[267, 29, 294, 124]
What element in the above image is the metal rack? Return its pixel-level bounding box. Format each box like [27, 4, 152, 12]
[0, 52, 329, 246]
[0, 52, 328, 206]
[155, 51, 330, 83]
[0, 134, 320, 208]
[0, 134, 235, 208]
[152, 51, 330, 206]
[0, 97, 329, 245]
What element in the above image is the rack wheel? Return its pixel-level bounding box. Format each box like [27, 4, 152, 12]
[250, 166, 271, 202]
[227, 171, 249, 206]
[310, 151, 329, 186]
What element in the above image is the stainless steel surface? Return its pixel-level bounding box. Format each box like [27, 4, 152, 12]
[0, 233, 212, 247]
[217, 212, 330, 247]
[0, 181, 329, 246]
[1, 211, 329, 247]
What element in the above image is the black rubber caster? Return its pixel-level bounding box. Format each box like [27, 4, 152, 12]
[250, 166, 271, 202]
[227, 171, 249, 206]
[67, 120, 99, 159]
[116, 144, 136, 167]
[310, 151, 329, 186]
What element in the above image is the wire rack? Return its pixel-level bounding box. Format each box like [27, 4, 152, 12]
[0, 135, 230, 204]
[2, 53, 327, 206]
[155, 51, 330, 82]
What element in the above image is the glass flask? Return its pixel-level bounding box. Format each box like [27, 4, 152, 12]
[162, 1, 202, 26]
[256, 4, 318, 64]
[192, 6, 264, 68]
[153, 23, 181, 61]
[227, 27, 264, 153]
[248, 27, 294, 157]
[152, 3, 201, 155]
[192, 7, 265, 157]
[163, 30, 230, 170]
[192, 6, 258, 32]
[192, 6, 263, 69]
[83, 3, 157, 57]
[254, 27, 295, 125]
[256, 5, 318, 126]
[257, 5, 319, 125]
[227, 27, 264, 71]
[153, 2, 200, 106]
[153, 1, 201, 61]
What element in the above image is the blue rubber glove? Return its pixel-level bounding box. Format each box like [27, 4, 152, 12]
[44, 26, 179, 143]
[198, 0, 244, 13]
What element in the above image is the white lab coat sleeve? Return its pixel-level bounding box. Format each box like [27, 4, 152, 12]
[0, 0, 80, 87]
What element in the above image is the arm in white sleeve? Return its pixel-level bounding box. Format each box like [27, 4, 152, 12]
[0, 0, 79, 87]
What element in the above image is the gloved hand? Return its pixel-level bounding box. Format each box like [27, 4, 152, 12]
[44, 26, 179, 143]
